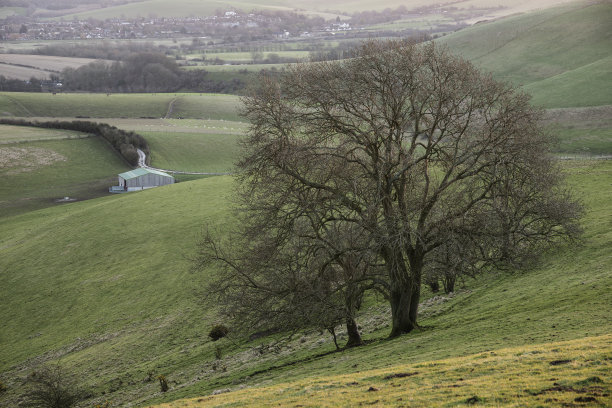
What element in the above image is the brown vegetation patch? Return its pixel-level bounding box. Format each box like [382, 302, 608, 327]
[543, 106, 612, 127]
[383, 372, 418, 380]
[0, 146, 66, 174]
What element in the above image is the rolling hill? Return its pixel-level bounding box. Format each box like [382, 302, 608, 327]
[439, 0, 612, 108]
[0, 159, 610, 407]
[0, 92, 243, 121]
[1, 1, 611, 407]
[36, 0, 578, 21]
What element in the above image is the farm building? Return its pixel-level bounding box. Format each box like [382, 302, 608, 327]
[110, 168, 174, 192]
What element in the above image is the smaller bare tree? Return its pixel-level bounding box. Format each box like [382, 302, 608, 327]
[23, 364, 84, 408]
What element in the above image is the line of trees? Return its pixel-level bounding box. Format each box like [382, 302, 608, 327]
[0, 118, 149, 166]
[61, 52, 204, 93]
[0, 76, 45, 92]
[59, 52, 246, 93]
[195, 40, 582, 347]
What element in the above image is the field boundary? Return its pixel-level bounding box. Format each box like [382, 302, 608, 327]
[137, 148, 232, 175]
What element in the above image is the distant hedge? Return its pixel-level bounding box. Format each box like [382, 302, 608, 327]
[0, 119, 149, 166]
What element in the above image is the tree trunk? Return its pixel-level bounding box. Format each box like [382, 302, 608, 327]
[389, 285, 416, 337]
[345, 316, 363, 348]
[409, 279, 421, 327]
[443, 273, 455, 294]
[388, 249, 423, 337]
[328, 327, 339, 350]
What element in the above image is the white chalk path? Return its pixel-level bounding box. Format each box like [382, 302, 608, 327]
[137, 149, 232, 175]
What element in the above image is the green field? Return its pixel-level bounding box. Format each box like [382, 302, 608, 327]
[199, 50, 311, 63]
[544, 106, 612, 154]
[143, 131, 241, 173]
[525, 56, 612, 108]
[0, 92, 242, 120]
[1, 160, 610, 407]
[439, 1, 612, 108]
[192, 63, 286, 72]
[0, 132, 130, 217]
[166, 94, 244, 121]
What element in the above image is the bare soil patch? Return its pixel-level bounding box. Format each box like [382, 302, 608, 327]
[0, 146, 66, 174]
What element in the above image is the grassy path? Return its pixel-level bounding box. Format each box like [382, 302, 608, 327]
[165, 97, 178, 119]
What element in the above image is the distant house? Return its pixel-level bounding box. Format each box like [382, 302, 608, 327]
[110, 168, 174, 192]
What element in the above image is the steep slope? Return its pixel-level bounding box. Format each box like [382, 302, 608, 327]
[439, 0, 612, 107]
[157, 335, 611, 407]
[1, 161, 610, 407]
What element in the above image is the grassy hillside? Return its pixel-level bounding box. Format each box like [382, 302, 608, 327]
[144, 131, 241, 173]
[45, 0, 575, 20]
[544, 106, 612, 154]
[0, 176, 234, 406]
[0, 127, 129, 217]
[0, 92, 242, 121]
[158, 334, 611, 407]
[0, 160, 610, 407]
[524, 56, 612, 108]
[440, 0, 612, 108]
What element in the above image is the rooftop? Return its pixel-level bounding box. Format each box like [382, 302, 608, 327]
[118, 168, 173, 180]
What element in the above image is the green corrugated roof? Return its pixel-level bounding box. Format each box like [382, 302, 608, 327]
[118, 168, 173, 180]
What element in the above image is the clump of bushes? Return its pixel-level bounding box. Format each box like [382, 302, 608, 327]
[209, 324, 229, 341]
[0, 379, 7, 394]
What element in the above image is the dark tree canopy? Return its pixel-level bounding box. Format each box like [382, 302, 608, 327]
[198, 39, 581, 340]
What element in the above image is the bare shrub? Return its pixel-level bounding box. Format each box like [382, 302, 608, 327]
[22, 365, 84, 408]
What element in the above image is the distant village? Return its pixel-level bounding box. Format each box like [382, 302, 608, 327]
[0, 11, 353, 41]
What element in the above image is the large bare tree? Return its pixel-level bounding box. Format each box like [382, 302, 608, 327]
[200, 39, 581, 339]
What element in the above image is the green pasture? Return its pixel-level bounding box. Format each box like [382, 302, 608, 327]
[554, 127, 612, 154]
[365, 14, 454, 31]
[191, 63, 284, 72]
[166, 94, 243, 121]
[438, 1, 612, 109]
[0, 135, 129, 217]
[545, 106, 612, 154]
[525, 56, 612, 108]
[73, 118, 248, 134]
[0, 92, 170, 118]
[0, 175, 234, 405]
[200, 50, 310, 63]
[441, 2, 611, 81]
[0, 92, 242, 120]
[143, 130, 241, 173]
[1, 159, 610, 407]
